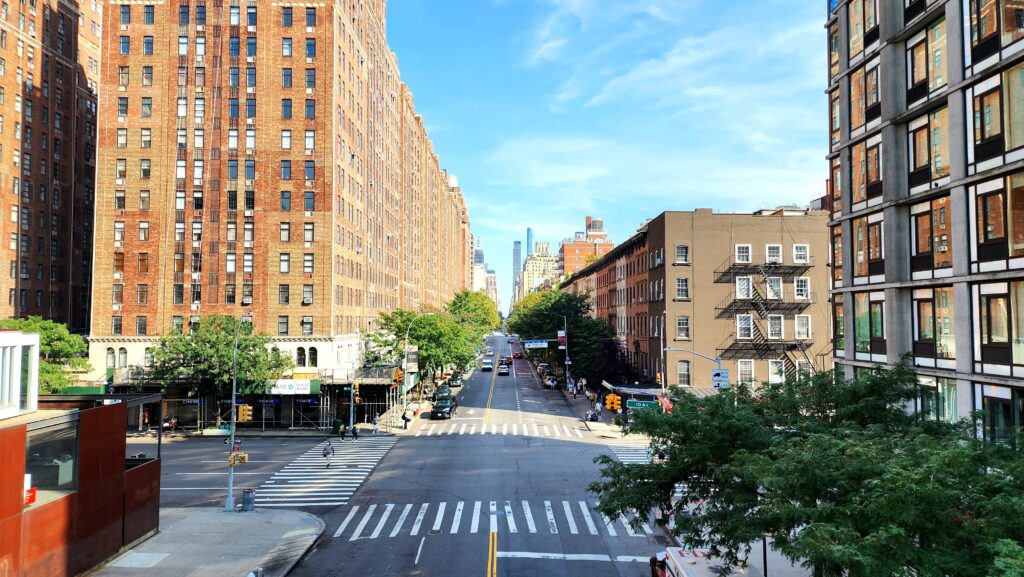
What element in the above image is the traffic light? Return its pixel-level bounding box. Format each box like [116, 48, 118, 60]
[392, 370, 404, 386]
[237, 404, 253, 422]
[228, 452, 250, 466]
[353, 380, 361, 396]
[605, 394, 621, 411]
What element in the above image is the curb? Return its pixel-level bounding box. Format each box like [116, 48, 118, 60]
[279, 512, 325, 577]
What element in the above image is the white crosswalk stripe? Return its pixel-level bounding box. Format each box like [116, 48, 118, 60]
[609, 444, 651, 465]
[254, 438, 397, 507]
[408, 421, 590, 439]
[333, 499, 652, 540]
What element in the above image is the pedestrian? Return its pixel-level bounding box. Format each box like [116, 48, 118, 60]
[401, 410, 411, 430]
[351, 423, 359, 441]
[339, 424, 348, 442]
[372, 414, 380, 436]
[596, 401, 603, 418]
[322, 441, 335, 469]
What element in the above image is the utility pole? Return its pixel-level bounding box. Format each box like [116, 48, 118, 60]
[224, 312, 252, 512]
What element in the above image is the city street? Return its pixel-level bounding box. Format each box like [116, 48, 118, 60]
[290, 335, 666, 577]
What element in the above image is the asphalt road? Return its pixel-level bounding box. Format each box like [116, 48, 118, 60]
[291, 335, 666, 577]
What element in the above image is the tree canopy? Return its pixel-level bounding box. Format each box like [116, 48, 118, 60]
[148, 314, 293, 397]
[0, 316, 89, 392]
[375, 309, 477, 375]
[589, 363, 1024, 577]
[447, 290, 501, 338]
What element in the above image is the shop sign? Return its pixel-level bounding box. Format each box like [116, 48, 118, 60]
[24, 474, 35, 506]
[270, 379, 312, 395]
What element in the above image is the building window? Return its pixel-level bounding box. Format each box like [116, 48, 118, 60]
[736, 276, 752, 299]
[279, 284, 290, 304]
[919, 376, 957, 422]
[25, 424, 79, 492]
[112, 283, 123, 305]
[136, 316, 147, 336]
[309, 347, 318, 367]
[829, 90, 841, 149]
[279, 222, 290, 242]
[675, 278, 689, 299]
[913, 286, 956, 360]
[852, 214, 884, 277]
[737, 360, 754, 384]
[301, 316, 313, 335]
[854, 293, 886, 355]
[833, 294, 845, 351]
[303, 253, 314, 274]
[829, 22, 839, 79]
[852, 140, 883, 204]
[795, 277, 810, 300]
[674, 244, 689, 264]
[304, 191, 315, 210]
[119, 35, 130, 55]
[278, 316, 288, 336]
[676, 360, 690, 386]
[970, 62, 1024, 164]
[974, 171, 1024, 262]
[767, 315, 783, 340]
[279, 253, 290, 273]
[908, 107, 949, 187]
[795, 315, 811, 340]
[848, 0, 878, 59]
[281, 191, 291, 211]
[969, 0, 1024, 63]
[911, 195, 953, 272]
[735, 244, 751, 263]
[137, 284, 148, 305]
[765, 244, 782, 264]
[765, 277, 782, 300]
[907, 18, 947, 105]
[306, 7, 316, 26]
[305, 38, 316, 57]
[112, 316, 122, 335]
[850, 60, 880, 131]
[768, 360, 785, 384]
[676, 316, 690, 339]
[304, 223, 314, 242]
[737, 314, 753, 340]
[302, 285, 313, 304]
[793, 244, 809, 264]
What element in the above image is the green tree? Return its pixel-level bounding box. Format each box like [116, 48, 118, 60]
[148, 315, 293, 398]
[447, 290, 500, 338]
[590, 364, 1024, 577]
[0, 316, 89, 392]
[376, 308, 477, 376]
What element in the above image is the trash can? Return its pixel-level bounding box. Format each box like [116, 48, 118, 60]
[241, 489, 256, 511]
[332, 419, 344, 435]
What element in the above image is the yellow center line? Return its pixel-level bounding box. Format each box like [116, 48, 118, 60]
[482, 339, 504, 424]
[487, 531, 498, 577]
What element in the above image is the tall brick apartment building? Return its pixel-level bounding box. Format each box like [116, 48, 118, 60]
[0, 0, 101, 333]
[87, 0, 471, 381]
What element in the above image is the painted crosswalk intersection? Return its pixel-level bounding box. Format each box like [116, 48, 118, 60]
[253, 437, 397, 508]
[411, 421, 585, 438]
[332, 499, 654, 540]
[609, 444, 651, 464]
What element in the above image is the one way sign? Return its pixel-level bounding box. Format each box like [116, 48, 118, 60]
[711, 369, 730, 390]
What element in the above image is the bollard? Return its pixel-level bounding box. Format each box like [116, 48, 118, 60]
[241, 488, 256, 512]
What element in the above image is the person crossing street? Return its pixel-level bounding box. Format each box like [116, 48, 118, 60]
[372, 414, 380, 435]
[322, 441, 335, 469]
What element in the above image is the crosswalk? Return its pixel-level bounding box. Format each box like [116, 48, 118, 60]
[609, 444, 651, 464]
[332, 499, 655, 541]
[254, 437, 397, 508]
[411, 421, 586, 438]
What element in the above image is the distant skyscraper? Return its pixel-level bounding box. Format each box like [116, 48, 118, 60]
[527, 228, 535, 256]
[474, 237, 486, 265]
[512, 241, 522, 305]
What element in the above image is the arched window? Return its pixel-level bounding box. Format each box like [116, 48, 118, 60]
[308, 347, 317, 367]
[106, 348, 115, 368]
[144, 348, 153, 366]
[296, 347, 306, 367]
[118, 348, 128, 368]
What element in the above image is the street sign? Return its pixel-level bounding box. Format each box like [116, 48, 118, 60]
[557, 330, 566, 350]
[711, 368, 731, 390]
[523, 340, 548, 349]
[626, 400, 658, 409]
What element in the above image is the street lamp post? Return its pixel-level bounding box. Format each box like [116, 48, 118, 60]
[401, 312, 434, 403]
[224, 311, 253, 512]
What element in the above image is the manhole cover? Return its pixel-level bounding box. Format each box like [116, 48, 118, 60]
[427, 529, 442, 535]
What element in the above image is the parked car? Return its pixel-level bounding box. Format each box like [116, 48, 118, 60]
[498, 364, 510, 376]
[537, 363, 550, 376]
[486, 348, 495, 356]
[431, 395, 458, 419]
[432, 384, 452, 401]
[482, 359, 494, 371]
[449, 374, 463, 387]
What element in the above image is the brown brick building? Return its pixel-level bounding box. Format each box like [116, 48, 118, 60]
[87, 0, 471, 380]
[0, 0, 101, 332]
[558, 215, 614, 277]
[564, 208, 831, 390]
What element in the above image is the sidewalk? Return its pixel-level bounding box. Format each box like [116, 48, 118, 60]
[91, 507, 323, 577]
[560, 388, 625, 437]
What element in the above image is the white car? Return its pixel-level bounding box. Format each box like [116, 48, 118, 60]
[482, 360, 494, 372]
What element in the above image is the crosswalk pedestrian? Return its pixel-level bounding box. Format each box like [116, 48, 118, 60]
[411, 421, 586, 439]
[254, 437, 397, 508]
[332, 499, 654, 541]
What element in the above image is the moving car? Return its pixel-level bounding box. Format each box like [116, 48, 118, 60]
[431, 395, 458, 419]
[512, 352, 523, 359]
[486, 348, 495, 356]
[498, 364, 510, 376]
[500, 355, 511, 365]
[482, 359, 494, 371]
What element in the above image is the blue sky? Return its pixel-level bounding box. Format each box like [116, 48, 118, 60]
[387, 0, 827, 313]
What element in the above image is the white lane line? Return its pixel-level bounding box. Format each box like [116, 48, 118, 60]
[541, 425, 550, 436]
[544, 500, 558, 534]
[533, 423, 539, 436]
[551, 425, 561, 437]
[522, 500, 536, 533]
[492, 424, 499, 434]
[450, 501, 464, 534]
[460, 424, 467, 435]
[414, 536, 426, 565]
[489, 500, 498, 533]
[471, 501, 481, 534]
[390, 504, 413, 538]
[410, 503, 429, 536]
[504, 501, 517, 533]
[602, 514, 618, 537]
[432, 502, 447, 532]
[348, 504, 377, 541]
[562, 501, 578, 534]
[414, 428, 423, 437]
[333, 506, 359, 538]
[495, 552, 651, 563]
[479, 423, 487, 435]
[369, 504, 394, 539]
[578, 502, 598, 535]
[574, 428, 583, 438]
[502, 423, 508, 435]
[620, 515, 638, 537]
